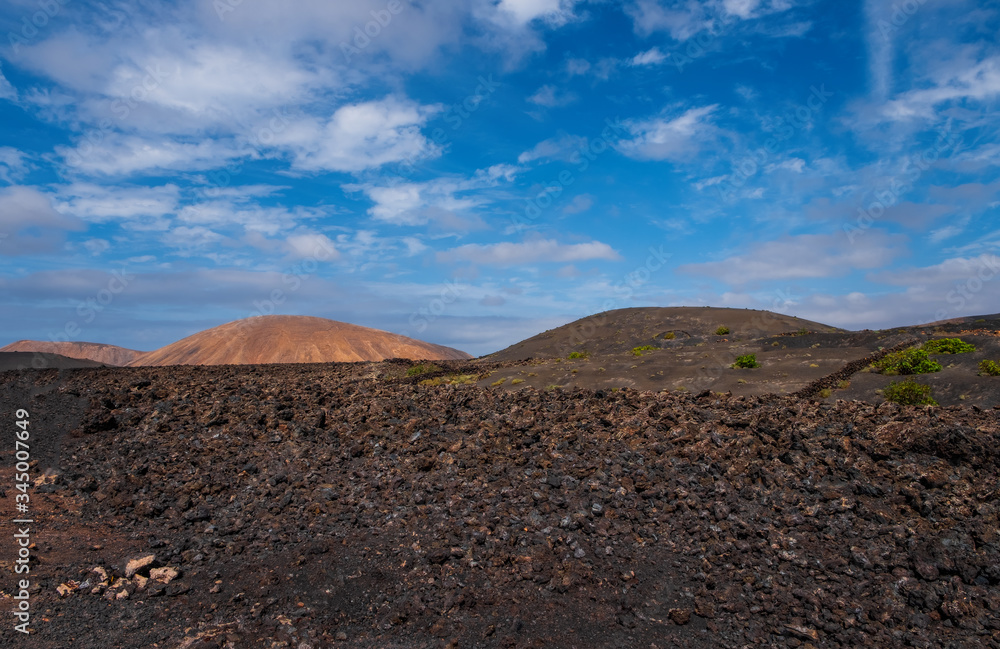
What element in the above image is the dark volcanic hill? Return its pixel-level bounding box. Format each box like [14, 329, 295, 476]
[0, 340, 145, 366]
[128, 315, 472, 366]
[486, 306, 842, 361]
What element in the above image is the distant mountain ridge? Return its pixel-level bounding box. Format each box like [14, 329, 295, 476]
[0, 340, 145, 366]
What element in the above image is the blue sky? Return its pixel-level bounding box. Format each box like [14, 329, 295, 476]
[1, 0, 998, 356]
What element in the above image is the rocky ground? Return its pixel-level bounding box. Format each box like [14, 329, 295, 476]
[2, 356, 999, 648]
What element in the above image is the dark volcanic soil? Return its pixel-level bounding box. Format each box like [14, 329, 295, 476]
[2, 360, 999, 648]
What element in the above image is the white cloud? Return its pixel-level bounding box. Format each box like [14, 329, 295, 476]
[82, 239, 111, 255]
[162, 226, 227, 250]
[54, 183, 180, 223]
[57, 135, 244, 176]
[563, 194, 594, 214]
[438, 238, 621, 266]
[518, 133, 589, 164]
[565, 58, 591, 76]
[616, 105, 719, 161]
[0, 186, 85, 255]
[284, 232, 340, 260]
[626, 0, 713, 40]
[346, 165, 518, 228]
[629, 47, 668, 66]
[0, 66, 17, 101]
[274, 96, 442, 173]
[0, 147, 28, 183]
[626, 0, 800, 41]
[882, 54, 1000, 121]
[527, 84, 577, 107]
[723, 0, 762, 19]
[177, 203, 324, 237]
[496, 0, 580, 26]
[677, 231, 908, 286]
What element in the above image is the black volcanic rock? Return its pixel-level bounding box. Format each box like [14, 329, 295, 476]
[1, 358, 998, 648]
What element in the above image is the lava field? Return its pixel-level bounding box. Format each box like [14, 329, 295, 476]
[1, 360, 999, 648]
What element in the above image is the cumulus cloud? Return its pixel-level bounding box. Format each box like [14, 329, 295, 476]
[274, 96, 442, 173]
[437, 238, 621, 266]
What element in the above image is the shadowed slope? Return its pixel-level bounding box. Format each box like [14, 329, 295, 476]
[0, 340, 145, 366]
[127, 315, 471, 366]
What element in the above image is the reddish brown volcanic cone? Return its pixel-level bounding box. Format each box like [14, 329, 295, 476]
[0, 340, 145, 366]
[127, 315, 471, 366]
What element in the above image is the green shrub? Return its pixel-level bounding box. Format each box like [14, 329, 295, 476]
[715, 326, 730, 336]
[871, 348, 942, 375]
[510, 378, 524, 385]
[731, 353, 761, 369]
[883, 379, 938, 406]
[568, 351, 589, 360]
[419, 374, 477, 386]
[406, 363, 441, 376]
[663, 331, 676, 340]
[490, 378, 506, 387]
[979, 360, 1000, 376]
[631, 345, 657, 356]
[922, 338, 976, 354]
[818, 388, 832, 398]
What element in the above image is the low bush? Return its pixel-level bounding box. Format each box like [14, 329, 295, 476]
[922, 338, 976, 354]
[631, 345, 657, 356]
[715, 326, 730, 336]
[419, 374, 477, 386]
[406, 363, 441, 376]
[979, 360, 1000, 376]
[732, 353, 761, 369]
[871, 348, 942, 375]
[568, 351, 589, 360]
[883, 379, 938, 406]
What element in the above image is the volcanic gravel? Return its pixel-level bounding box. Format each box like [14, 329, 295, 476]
[2, 361, 999, 649]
